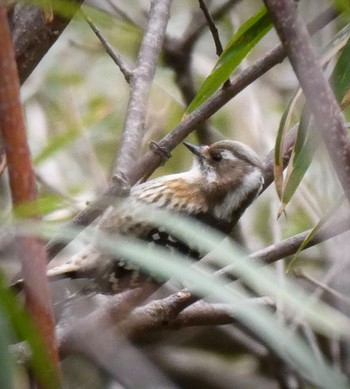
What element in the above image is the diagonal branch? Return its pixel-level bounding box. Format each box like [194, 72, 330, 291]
[216, 215, 350, 279]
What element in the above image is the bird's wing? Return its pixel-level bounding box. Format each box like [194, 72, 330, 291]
[97, 175, 207, 237]
[33, 176, 206, 294]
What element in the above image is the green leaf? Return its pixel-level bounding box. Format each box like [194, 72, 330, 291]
[278, 108, 314, 215]
[330, 37, 350, 108]
[13, 195, 64, 218]
[333, 0, 350, 15]
[0, 272, 59, 389]
[274, 90, 303, 200]
[186, 7, 272, 114]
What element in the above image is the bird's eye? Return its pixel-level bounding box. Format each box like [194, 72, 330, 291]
[211, 152, 222, 162]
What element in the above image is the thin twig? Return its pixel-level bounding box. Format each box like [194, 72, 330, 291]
[198, 0, 231, 90]
[198, 0, 224, 56]
[82, 10, 132, 82]
[182, 0, 242, 51]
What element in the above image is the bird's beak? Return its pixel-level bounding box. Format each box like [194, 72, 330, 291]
[183, 142, 205, 158]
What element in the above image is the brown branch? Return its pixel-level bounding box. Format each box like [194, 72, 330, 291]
[120, 296, 274, 338]
[0, 6, 60, 385]
[264, 0, 350, 204]
[118, 291, 196, 337]
[45, 6, 337, 260]
[170, 297, 274, 328]
[9, 1, 84, 84]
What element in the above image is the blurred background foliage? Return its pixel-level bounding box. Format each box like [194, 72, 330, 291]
[2, 0, 350, 388]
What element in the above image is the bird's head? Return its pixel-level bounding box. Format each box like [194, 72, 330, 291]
[184, 140, 264, 220]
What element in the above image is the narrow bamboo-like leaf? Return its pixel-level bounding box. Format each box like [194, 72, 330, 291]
[0, 272, 59, 389]
[278, 108, 312, 216]
[274, 90, 303, 200]
[279, 141, 314, 216]
[287, 197, 345, 271]
[186, 8, 272, 114]
[330, 37, 350, 108]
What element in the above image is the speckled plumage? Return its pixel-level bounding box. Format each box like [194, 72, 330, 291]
[46, 140, 264, 294]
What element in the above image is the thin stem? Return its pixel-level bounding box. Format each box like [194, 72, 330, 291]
[198, 0, 224, 56]
[82, 10, 132, 83]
